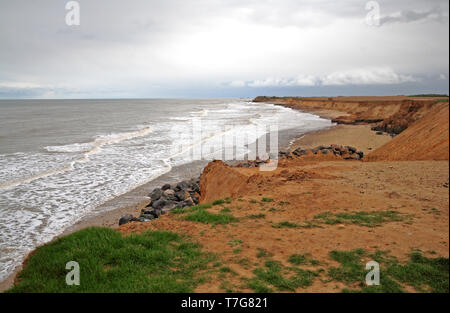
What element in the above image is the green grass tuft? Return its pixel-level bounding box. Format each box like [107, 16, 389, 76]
[184, 209, 238, 225]
[314, 210, 405, 227]
[261, 197, 274, 202]
[7, 227, 213, 293]
[247, 260, 316, 292]
[289, 254, 320, 266]
[247, 214, 266, 219]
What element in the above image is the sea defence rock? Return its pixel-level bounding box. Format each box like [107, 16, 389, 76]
[118, 177, 201, 225]
[232, 145, 365, 168]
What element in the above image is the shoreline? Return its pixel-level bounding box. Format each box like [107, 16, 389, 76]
[0, 106, 334, 291]
[2, 98, 448, 293]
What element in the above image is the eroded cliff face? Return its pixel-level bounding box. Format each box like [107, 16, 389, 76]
[254, 96, 448, 134]
[199, 160, 249, 203]
[367, 104, 449, 161]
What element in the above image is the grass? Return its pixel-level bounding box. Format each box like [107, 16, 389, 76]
[272, 220, 318, 229]
[289, 254, 320, 266]
[184, 209, 238, 225]
[212, 198, 232, 206]
[220, 207, 231, 213]
[247, 213, 266, 219]
[261, 197, 274, 202]
[272, 221, 299, 228]
[247, 260, 317, 292]
[256, 248, 273, 258]
[328, 249, 449, 293]
[7, 227, 213, 293]
[171, 203, 212, 215]
[313, 210, 406, 227]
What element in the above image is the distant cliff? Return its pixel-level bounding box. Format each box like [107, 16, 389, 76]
[253, 96, 449, 135]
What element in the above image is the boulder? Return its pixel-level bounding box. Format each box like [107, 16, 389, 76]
[139, 213, 155, 221]
[149, 188, 162, 201]
[175, 190, 187, 201]
[346, 146, 357, 154]
[161, 203, 177, 212]
[118, 214, 134, 226]
[152, 198, 166, 210]
[176, 181, 190, 191]
[161, 183, 171, 190]
[163, 189, 175, 197]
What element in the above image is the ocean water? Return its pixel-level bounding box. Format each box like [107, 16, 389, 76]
[0, 98, 332, 282]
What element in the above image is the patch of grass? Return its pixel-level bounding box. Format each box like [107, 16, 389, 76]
[220, 207, 231, 213]
[219, 266, 233, 273]
[256, 248, 273, 258]
[328, 249, 368, 283]
[7, 227, 213, 293]
[171, 203, 212, 215]
[268, 207, 277, 212]
[278, 201, 290, 205]
[435, 98, 449, 103]
[247, 213, 266, 219]
[261, 197, 274, 202]
[272, 221, 299, 228]
[212, 199, 225, 205]
[314, 210, 406, 227]
[387, 252, 449, 293]
[184, 208, 238, 225]
[289, 254, 320, 266]
[248, 260, 316, 292]
[328, 249, 449, 293]
[227, 239, 243, 246]
[233, 248, 242, 254]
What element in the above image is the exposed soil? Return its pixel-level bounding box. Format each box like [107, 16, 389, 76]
[120, 159, 449, 292]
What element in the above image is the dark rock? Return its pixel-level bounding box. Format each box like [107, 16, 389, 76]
[149, 188, 162, 201]
[321, 149, 330, 155]
[176, 181, 190, 191]
[152, 198, 166, 210]
[182, 197, 194, 208]
[139, 213, 155, 221]
[376, 131, 383, 135]
[119, 214, 134, 226]
[175, 190, 187, 201]
[161, 183, 171, 190]
[346, 146, 357, 154]
[357, 151, 364, 159]
[161, 203, 177, 212]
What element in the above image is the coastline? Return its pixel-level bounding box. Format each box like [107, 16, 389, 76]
[2, 97, 449, 293]
[0, 106, 335, 291]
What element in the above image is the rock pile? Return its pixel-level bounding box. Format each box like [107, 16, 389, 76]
[119, 177, 201, 226]
[232, 145, 365, 168]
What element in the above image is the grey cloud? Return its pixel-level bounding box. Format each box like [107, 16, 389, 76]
[380, 7, 448, 25]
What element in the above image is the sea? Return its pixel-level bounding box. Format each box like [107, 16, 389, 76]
[0, 98, 332, 282]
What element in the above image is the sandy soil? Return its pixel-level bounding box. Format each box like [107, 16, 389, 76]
[290, 124, 392, 155]
[120, 159, 449, 292]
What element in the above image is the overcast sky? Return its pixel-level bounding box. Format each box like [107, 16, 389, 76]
[0, 0, 448, 98]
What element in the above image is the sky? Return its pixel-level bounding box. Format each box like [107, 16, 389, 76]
[0, 0, 448, 99]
